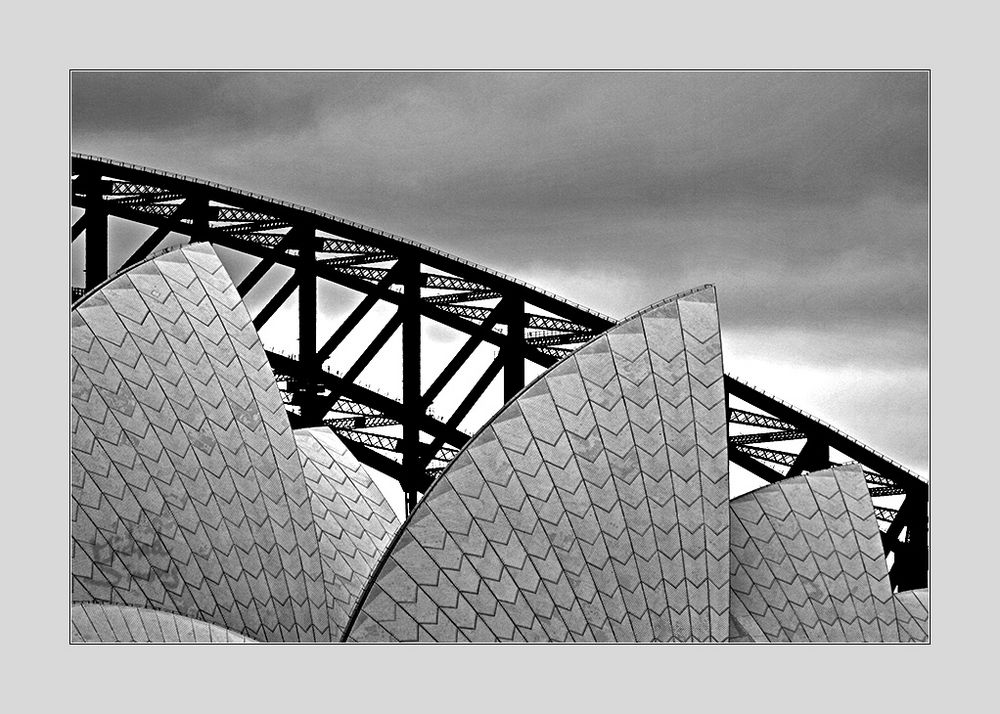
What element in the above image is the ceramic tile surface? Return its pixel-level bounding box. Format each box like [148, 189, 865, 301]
[71, 245, 394, 642]
[71, 246, 919, 644]
[893, 588, 929, 642]
[71, 602, 255, 643]
[729, 464, 905, 642]
[347, 286, 729, 642]
[294, 428, 400, 639]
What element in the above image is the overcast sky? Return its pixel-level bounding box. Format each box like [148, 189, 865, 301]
[71, 71, 928, 482]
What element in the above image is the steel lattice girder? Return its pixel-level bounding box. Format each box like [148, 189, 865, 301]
[70, 154, 928, 590]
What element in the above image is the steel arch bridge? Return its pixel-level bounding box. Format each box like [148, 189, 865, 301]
[70, 154, 928, 591]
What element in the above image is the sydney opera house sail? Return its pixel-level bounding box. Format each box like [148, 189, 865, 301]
[72, 603, 255, 643]
[69, 155, 928, 644]
[346, 286, 729, 642]
[294, 427, 400, 636]
[729, 465, 919, 642]
[893, 589, 929, 643]
[71, 245, 397, 642]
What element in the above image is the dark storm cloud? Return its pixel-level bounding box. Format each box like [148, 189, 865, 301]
[395, 72, 927, 213]
[71, 72, 470, 137]
[72, 72, 322, 134]
[72, 72, 927, 207]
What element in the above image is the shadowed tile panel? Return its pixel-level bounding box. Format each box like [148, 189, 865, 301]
[72, 245, 337, 641]
[293, 428, 400, 639]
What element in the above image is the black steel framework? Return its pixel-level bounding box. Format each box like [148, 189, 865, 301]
[70, 154, 927, 591]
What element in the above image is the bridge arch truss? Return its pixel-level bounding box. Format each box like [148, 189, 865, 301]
[70, 154, 928, 591]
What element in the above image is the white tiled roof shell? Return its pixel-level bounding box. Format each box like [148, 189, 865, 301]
[347, 285, 729, 642]
[294, 428, 399, 637]
[729, 465, 911, 642]
[71, 244, 397, 641]
[893, 588, 929, 642]
[72, 602, 255, 643]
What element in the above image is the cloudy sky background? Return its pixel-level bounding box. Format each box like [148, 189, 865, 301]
[71, 71, 928, 492]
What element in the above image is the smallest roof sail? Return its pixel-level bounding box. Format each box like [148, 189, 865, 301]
[729, 464, 924, 642]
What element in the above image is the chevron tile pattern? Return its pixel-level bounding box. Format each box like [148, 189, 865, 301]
[729, 464, 901, 642]
[72, 245, 343, 642]
[346, 285, 729, 642]
[72, 602, 256, 643]
[893, 588, 929, 642]
[70, 250, 920, 644]
[294, 428, 400, 639]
